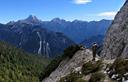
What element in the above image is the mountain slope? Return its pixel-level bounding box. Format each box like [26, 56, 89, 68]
[7, 16, 112, 43]
[42, 19, 112, 43]
[42, 49, 93, 82]
[0, 16, 111, 57]
[42, 48, 128, 82]
[0, 17, 75, 58]
[0, 41, 50, 82]
[101, 0, 128, 59]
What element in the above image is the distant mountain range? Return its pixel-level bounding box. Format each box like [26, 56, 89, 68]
[7, 15, 112, 43]
[41, 18, 112, 43]
[0, 15, 112, 57]
[0, 16, 75, 58]
[81, 35, 104, 48]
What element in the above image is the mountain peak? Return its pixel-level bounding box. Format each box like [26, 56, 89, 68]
[52, 18, 61, 21]
[51, 18, 66, 23]
[25, 15, 40, 22]
[17, 15, 42, 25]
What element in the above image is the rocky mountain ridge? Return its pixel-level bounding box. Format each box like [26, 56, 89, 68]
[42, 48, 128, 82]
[6, 16, 112, 43]
[101, 0, 128, 59]
[0, 21, 75, 58]
[41, 19, 112, 43]
[42, 49, 93, 82]
[0, 15, 112, 57]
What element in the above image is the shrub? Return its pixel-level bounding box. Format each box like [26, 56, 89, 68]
[0, 41, 50, 82]
[59, 72, 83, 82]
[63, 45, 81, 58]
[40, 55, 63, 80]
[75, 78, 88, 82]
[41, 45, 81, 80]
[82, 60, 103, 75]
[89, 72, 105, 82]
[110, 57, 128, 77]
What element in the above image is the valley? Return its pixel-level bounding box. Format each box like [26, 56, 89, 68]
[0, 0, 127, 82]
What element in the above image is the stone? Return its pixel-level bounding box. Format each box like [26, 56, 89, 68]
[101, 1, 128, 59]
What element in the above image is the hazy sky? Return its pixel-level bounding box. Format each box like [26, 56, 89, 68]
[0, 0, 126, 23]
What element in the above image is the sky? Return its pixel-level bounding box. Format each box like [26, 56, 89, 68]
[0, 0, 126, 23]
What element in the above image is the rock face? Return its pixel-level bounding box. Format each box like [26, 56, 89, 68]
[42, 49, 93, 82]
[101, 0, 128, 59]
[42, 49, 128, 82]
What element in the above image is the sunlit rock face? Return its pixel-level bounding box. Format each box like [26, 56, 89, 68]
[42, 49, 93, 82]
[101, 0, 128, 59]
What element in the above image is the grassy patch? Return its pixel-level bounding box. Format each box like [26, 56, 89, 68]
[89, 72, 105, 82]
[82, 60, 103, 75]
[59, 72, 83, 82]
[110, 57, 128, 78]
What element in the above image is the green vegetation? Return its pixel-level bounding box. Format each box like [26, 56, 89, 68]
[0, 41, 50, 82]
[110, 57, 128, 77]
[59, 72, 83, 82]
[75, 78, 88, 82]
[82, 60, 103, 75]
[89, 72, 105, 82]
[40, 55, 63, 80]
[59, 60, 104, 82]
[40, 45, 81, 80]
[63, 45, 81, 58]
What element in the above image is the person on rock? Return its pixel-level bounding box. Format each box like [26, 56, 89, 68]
[92, 42, 98, 61]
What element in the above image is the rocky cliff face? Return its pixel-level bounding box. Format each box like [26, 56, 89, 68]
[101, 0, 128, 59]
[42, 49, 93, 82]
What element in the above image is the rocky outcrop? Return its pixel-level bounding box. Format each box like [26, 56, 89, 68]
[101, 0, 128, 59]
[42, 48, 128, 82]
[42, 49, 94, 82]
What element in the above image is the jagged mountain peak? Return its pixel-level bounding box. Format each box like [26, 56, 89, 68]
[25, 15, 39, 21]
[7, 15, 42, 25]
[23, 15, 42, 24]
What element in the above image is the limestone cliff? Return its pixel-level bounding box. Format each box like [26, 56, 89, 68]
[101, 0, 128, 59]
